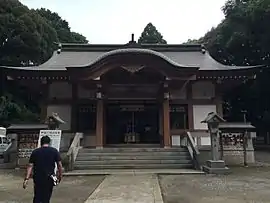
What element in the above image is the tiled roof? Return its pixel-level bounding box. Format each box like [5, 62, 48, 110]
[0, 43, 264, 71]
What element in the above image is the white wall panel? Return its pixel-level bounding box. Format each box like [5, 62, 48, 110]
[193, 105, 217, 130]
[201, 136, 211, 145]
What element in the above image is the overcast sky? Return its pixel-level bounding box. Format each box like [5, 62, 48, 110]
[20, 0, 226, 44]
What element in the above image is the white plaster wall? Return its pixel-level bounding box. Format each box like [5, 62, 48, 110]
[49, 82, 72, 99]
[78, 85, 96, 99]
[193, 105, 217, 130]
[47, 105, 71, 131]
[171, 135, 198, 146]
[201, 137, 211, 146]
[170, 87, 187, 99]
[192, 81, 215, 99]
[171, 135, 181, 146]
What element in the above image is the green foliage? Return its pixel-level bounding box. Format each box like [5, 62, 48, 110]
[0, 94, 38, 126]
[0, 0, 88, 125]
[197, 0, 270, 127]
[138, 23, 167, 44]
[0, 0, 58, 66]
[36, 8, 88, 43]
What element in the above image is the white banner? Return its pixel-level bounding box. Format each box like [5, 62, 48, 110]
[38, 130, 62, 151]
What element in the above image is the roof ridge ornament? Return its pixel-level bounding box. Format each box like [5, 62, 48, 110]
[126, 33, 141, 48]
[121, 65, 145, 73]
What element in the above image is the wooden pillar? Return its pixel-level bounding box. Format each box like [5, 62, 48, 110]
[163, 99, 171, 148]
[71, 83, 78, 132]
[215, 83, 223, 117]
[96, 100, 104, 148]
[96, 83, 104, 148]
[159, 105, 163, 136]
[40, 82, 49, 122]
[187, 82, 194, 130]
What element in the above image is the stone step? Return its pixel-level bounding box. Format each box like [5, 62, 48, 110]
[76, 155, 190, 161]
[74, 163, 194, 170]
[79, 147, 188, 153]
[77, 151, 190, 157]
[75, 159, 192, 165]
[64, 169, 205, 176]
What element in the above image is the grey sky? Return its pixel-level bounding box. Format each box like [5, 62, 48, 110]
[20, 0, 226, 44]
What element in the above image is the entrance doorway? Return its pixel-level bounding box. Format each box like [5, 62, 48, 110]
[106, 103, 160, 145]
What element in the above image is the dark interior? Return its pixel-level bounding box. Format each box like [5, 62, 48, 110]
[106, 103, 160, 144]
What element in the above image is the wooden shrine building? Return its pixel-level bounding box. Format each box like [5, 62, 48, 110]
[0, 37, 265, 149]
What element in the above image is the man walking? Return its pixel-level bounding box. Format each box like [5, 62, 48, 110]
[23, 135, 63, 203]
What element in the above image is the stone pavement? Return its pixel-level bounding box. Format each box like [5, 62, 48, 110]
[84, 174, 163, 203]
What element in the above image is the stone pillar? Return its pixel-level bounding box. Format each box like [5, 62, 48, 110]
[163, 99, 171, 148]
[210, 127, 219, 161]
[245, 132, 255, 164]
[96, 99, 104, 149]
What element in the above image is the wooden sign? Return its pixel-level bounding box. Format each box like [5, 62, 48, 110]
[18, 133, 39, 158]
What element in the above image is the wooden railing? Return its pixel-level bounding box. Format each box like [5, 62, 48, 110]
[180, 131, 201, 170]
[66, 132, 83, 171]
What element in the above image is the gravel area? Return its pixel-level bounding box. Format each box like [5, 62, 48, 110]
[0, 170, 105, 203]
[159, 166, 270, 203]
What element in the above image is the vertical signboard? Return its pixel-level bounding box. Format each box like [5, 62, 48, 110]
[38, 130, 62, 151]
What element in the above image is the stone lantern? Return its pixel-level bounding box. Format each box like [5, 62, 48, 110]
[201, 112, 230, 174]
[45, 113, 65, 130]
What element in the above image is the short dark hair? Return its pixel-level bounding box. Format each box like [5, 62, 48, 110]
[41, 136, 51, 145]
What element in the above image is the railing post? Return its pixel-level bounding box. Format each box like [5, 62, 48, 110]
[180, 134, 187, 147]
[71, 150, 74, 171]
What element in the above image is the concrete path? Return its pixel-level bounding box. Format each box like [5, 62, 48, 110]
[84, 174, 163, 203]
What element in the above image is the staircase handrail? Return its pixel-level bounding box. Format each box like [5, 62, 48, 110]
[66, 132, 83, 171]
[181, 131, 200, 170]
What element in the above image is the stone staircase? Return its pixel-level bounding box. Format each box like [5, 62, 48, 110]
[74, 145, 194, 170]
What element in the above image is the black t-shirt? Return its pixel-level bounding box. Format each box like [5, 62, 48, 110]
[29, 146, 61, 181]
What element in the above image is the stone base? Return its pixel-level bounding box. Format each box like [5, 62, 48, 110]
[202, 160, 230, 175]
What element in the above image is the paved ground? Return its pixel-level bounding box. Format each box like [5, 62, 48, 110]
[159, 166, 270, 203]
[1, 151, 270, 203]
[85, 174, 163, 203]
[0, 170, 104, 203]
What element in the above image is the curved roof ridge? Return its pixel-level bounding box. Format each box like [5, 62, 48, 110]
[71, 48, 199, 68]
[200, 51, 264, 70]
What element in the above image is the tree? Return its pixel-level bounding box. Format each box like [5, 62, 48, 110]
[198, 0, 270, 128]
[0, 0, 58, 66]
[138, 23, 167, 44]
[0, 0, 89, 125]
[36, 8, 88, 43]
[0, 94, 38, 126]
